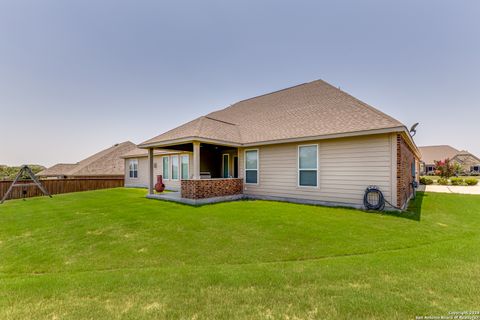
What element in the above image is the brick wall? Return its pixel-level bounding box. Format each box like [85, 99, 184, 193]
[181, 178, 243, 199]
[397, 134, 417, 208]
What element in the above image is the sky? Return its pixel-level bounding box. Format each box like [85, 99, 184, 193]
[0, 0, 479, 167]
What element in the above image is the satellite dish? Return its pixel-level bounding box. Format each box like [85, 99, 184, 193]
[409, 123, 419, 137]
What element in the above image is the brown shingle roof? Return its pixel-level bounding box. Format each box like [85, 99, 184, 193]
[419, 145, 460, 164]
[139, 80, 405, 147]
[37, 163, 79, 177]
[121, 147, 182, 158]
[38, 141, 137, 177]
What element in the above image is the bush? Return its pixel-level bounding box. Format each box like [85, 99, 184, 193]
[451, 178, 464, 186]
[434, 159, 456, 178]
[438, 178, 449, 185]
[465, 178, 479, 186]
[420, 177, 434, 185]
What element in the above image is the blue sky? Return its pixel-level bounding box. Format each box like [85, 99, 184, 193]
[1, 0, 479, 166]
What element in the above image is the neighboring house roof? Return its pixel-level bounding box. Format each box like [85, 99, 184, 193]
[419, 145, 480, 164]
[38, 141, 137, 177]
[35, 163, 78, 177]
[419, 145, 461, 164]
[121, 147, 182, 159]
[139, 79, 408, 148]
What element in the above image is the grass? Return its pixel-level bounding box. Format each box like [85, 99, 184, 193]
[1, 188, 479, 319]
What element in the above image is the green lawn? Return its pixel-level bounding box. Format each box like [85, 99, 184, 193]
[1, 188, 479, 319]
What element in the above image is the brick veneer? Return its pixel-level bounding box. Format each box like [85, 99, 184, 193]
[397, 134, 417, 208]
[181, 178, 243, 199]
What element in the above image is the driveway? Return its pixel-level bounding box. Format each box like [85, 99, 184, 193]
[418, 185, 480, 195]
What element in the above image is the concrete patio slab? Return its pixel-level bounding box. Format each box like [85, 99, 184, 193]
[146, 192, 244, 205]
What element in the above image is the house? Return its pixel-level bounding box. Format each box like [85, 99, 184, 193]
[38, 141, 137, 179]
[135, 80, 420, 209]
[419, 145, 480, 175]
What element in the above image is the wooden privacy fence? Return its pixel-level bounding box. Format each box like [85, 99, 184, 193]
[0, 178, 124, 201]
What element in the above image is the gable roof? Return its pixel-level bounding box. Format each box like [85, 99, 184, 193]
[38, 141, 137, 177]
[419, 145, 461, 164]
[139, 80, 407, 148]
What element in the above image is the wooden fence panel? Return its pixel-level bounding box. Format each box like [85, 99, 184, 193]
[0, 178, 124, 201]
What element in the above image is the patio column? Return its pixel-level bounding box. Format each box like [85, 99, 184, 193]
[148, 148, 154, 194]
[193, 141, 200, 179]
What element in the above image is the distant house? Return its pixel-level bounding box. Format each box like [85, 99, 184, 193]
[133, 80, 420, 210]
[419, 145, 480, 175]
[38, 141, 137, 179]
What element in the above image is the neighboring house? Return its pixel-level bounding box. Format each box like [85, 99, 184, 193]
[137, 80, 420, 209]
[419, 145, 480, 175]
[38, 141, 137, 179]
[122, 148, 192, 190]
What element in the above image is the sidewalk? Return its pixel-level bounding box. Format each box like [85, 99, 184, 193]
[418, 185, 480, 195]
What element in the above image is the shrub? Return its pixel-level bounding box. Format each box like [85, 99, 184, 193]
[465, 178, 479, 186]
[438, 178, 449, 185]
[420, 177, 434, 185]
[434, 159, 456, 178]
[450, 178, 464, 186]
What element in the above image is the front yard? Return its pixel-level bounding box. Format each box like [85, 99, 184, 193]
[1, 188, 479, 319]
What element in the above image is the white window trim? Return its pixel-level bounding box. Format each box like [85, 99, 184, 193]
[298, 144, 319, 188]
[222, 153, 230, 178]
[244, 149, 259, 185]
[171, 155, 180, 181]
[162, 156, 170, 181]
[129, 159, 138, 179]
[181, 154, 189, 180]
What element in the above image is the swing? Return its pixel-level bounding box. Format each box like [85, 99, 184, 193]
[0, 165, 52, 204]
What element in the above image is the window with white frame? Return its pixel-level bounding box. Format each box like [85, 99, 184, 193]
[245, 150, 258, 184]
[298, 145, 318, 187]
[162, 156, 170, 180]
[171, 155, 179, 180]
[128, 159, 138, 178]
[181, 155, 189, 179]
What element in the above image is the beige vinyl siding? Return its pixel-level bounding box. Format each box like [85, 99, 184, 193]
[124, 153, 191, 190]
[239, 133, 396, 207]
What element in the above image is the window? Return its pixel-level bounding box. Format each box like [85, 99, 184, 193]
[222, 154, 230, 178]
[129, 160, 138, 178]
[245, 150, 258, 184]
[181, 155, 189, 179]
[171, 155, 179, 180]
[162, 156, 170, 180]
[298, 145, 318, 187]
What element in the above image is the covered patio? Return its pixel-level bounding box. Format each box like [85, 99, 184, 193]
[145, 141, 244, 202]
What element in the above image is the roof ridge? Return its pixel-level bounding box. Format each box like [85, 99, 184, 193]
[320, 80, 403, 127]
[419, 145, 457, 148]
[195, 117, 206, 136]
[204, 116, 237, 126]
[232, 80, 317, 105]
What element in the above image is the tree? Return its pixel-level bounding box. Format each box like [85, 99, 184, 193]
[0, 165, 45, 180]
[434, 158, 455, 178]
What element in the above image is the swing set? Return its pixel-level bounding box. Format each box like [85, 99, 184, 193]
[0, 165, 52, 204]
